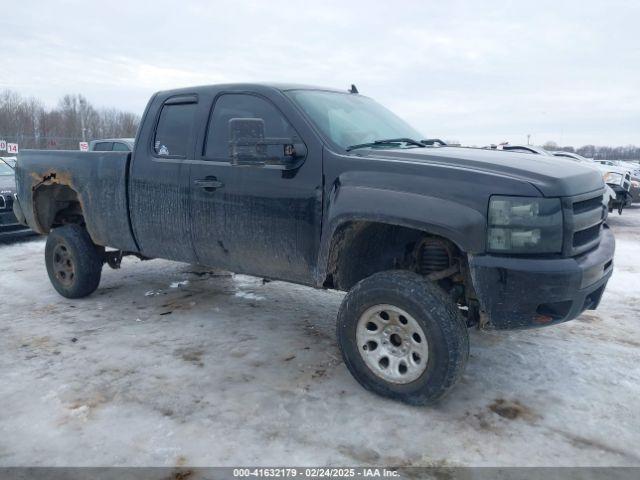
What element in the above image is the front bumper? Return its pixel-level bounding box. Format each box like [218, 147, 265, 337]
[469, 225, 615, 329]
[609, 185, 633, 207]
[0, 209, 34, 240]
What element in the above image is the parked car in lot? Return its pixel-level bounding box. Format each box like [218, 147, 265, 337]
[0, 159, 34, 240]
[0, 156, 17, 168]
[552, 152, 634, 211]
[618, 160, 640, 177]
[89, 138, 135, 152]
[610, 161, 640, 203]
[12, 83, 615, 405]
[492, 144, 553, 156]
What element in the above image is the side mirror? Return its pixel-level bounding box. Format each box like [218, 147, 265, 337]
[228, 118, 306, 169]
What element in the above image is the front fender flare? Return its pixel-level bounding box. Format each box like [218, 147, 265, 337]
[315, 185, 487, 286]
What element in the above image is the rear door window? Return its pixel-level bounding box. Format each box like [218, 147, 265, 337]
[154, 99, 197, 158]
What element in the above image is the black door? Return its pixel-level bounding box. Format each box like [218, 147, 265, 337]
[129, 94, 199, 263]
[189, 93, 322, 284]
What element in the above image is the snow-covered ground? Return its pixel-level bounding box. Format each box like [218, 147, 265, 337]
[0, 207, 639, 467]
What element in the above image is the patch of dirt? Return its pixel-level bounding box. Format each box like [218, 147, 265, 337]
[161, 294, 197, 313]
[488, 398, 537, 421]
[462, 410, 499, 432]
[618, 337, 640, 348]
[337, 444, 381, 464]
[175, 348, 205, 367]
[170, 469, 194, 480]
[303, 322, 332, 341]
[548, 427, 640, 462]
[68, 392, 110, 410]
[577, 312, 600, 323]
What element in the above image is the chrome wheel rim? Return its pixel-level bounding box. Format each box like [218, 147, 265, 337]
[356, 304, 429, 384]
[53, 243, 75, 287]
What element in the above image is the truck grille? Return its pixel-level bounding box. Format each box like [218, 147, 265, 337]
[573, 224, 601, 247]
[565, 191, 605, 256]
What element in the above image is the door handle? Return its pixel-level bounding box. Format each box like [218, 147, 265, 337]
[194, 177, 224, 191]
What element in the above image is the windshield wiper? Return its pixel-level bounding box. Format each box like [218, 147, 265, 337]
[346, 138, 426, 152]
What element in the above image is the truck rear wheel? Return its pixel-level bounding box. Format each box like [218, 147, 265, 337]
[45, 224, 103, 298]
[336, 270, 469, 405]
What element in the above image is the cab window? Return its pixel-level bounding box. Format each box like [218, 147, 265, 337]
[154, 100, 197, 158]
[205, 94, 297, 160]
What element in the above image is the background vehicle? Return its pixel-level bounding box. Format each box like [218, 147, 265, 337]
[614, 161, 640, 202]
[553, 152, 634, 211]
[619, 160, 640, 177]
[0, 158, 34, 240]
[12, 83, 615, 405]
[89, 138, 135, 152]
[0, 156, 17, 168]
[492, 144, 554, 156]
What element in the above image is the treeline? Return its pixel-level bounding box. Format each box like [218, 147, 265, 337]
[542, 141, 639, 161]
[0, 89, 637, 158]
[0, 90, 139, 150]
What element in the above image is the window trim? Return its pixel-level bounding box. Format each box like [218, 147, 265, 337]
[151, 94, 199, 160]
[201, 91, 300, 162]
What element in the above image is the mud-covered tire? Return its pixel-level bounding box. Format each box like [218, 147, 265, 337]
[337, 270, 469, 405]
[45, 224, 103, 299]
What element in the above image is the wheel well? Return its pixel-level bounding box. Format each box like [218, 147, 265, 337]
[326, 219, 473, 285]
[33, 184, 85, 232]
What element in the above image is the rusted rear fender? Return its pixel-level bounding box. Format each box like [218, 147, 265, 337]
[15, 150, 138, 252]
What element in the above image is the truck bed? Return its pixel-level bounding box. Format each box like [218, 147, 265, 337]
[14, 150, 138, 252]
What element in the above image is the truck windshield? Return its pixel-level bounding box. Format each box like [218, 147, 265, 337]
[0, 162, 13, 175]
[286, 90, 424, 151]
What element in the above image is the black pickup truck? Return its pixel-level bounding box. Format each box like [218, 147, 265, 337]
[13, 83, 615, 404]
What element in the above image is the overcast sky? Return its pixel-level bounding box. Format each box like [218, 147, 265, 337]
[1, 0, 638, 146]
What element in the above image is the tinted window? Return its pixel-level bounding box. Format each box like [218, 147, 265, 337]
[205, 94, 297, 160]
[112, 142, 131, 151]
[93, 142, 113, 151]
[154, 102, 197, 157]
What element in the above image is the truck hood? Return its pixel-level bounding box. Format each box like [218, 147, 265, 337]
[0, 174, 16, 194]
[365, 146, 604, 197]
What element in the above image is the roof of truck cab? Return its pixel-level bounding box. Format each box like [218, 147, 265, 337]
[155, 83, 351, 96]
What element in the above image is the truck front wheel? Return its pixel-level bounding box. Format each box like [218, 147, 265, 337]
[337, 270, 469, 405]
[45, 224, 103, 299]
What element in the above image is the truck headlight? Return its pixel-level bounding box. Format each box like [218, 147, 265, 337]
[602, 172, 623, 185]
[488, 196, 563, 253]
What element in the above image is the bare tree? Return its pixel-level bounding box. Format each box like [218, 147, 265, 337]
[0, 89, 139, 150]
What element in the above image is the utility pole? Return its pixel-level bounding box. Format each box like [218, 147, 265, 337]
[79, 97, 87, 142]
[526, 134, 531, 146]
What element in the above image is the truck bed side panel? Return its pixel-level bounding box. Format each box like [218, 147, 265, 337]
[15, 150, 138, 252]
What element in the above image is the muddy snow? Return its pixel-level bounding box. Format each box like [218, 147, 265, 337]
[1, 208, 639, 467]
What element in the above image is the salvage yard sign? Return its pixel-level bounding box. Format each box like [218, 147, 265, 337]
[7, 143, 18, 154]
[0, 140, 6, 151]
